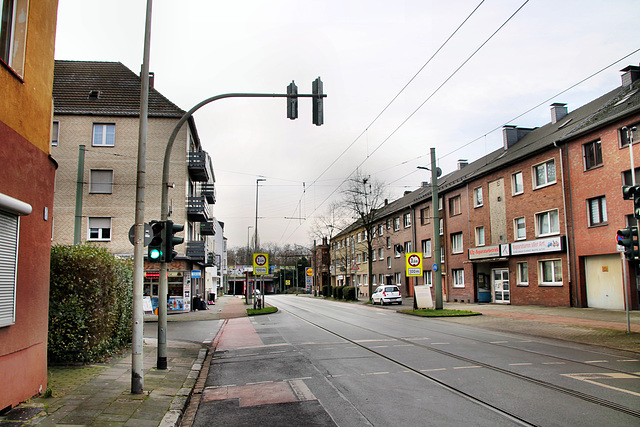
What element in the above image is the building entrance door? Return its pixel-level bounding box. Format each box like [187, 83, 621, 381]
[492, 268, 510, 304]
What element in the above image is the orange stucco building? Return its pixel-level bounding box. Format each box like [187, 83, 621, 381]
[0, 0, 59, 411]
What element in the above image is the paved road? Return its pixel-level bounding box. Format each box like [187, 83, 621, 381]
[195, 295, 640, 426]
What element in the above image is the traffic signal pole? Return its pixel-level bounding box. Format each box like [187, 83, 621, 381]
[157, 84, 326, 369]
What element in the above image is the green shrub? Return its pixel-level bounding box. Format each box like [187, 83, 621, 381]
[343, 286, 357, 301]
[322, 285, 331, 297]
[48, 244, 133, 364]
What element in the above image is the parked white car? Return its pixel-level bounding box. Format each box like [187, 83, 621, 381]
[371, 285, 402, 305]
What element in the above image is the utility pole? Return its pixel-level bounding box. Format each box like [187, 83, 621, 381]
[132, 0, 153, 392]
[73, 144, 85, 245]
[431, 148, 443, 309]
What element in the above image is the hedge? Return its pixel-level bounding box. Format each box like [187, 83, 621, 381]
[343, 286, 357, 301]
[322, 285, 331, 297]
[48, 244, 133, 364]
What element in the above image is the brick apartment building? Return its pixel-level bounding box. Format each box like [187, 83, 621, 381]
[330, 65, 640, 309]
[0, 0, 59, 411]
[51, 60, 225, 312]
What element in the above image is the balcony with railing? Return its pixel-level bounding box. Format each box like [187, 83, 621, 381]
[200, 183, 216, 204]
[188, 151, 213, 182]
[186, 241, 206, 262]
[187, 196, 210, 223]
[200, 221, 215, 236]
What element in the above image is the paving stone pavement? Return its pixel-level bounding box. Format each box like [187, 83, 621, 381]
[0, 295, 247, 427]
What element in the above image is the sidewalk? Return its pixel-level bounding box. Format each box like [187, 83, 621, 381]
[0, 295, 248, 427]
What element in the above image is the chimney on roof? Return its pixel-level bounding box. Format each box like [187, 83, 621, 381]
[422, 181, 429, 187]
[621, 65, 640, 87]
[149, 72, 155, 89]
[384, 199, 388, 206]
[550, 103, 568, 124]
[457, 159, 468, 170]
[404, 190, 411, 196]
[502, 125, 533, 150]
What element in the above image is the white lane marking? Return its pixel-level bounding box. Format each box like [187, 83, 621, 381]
[431, 342, 450, 345]
[362, 372, 390, 376]
[563, 373, 640, 397]
[585, 360, 608, 364]
[542, 362, 565, 365]
[354, 339, 397, 343]
[453, 366, 481, 370]
[490, 341, 508, 344]
[509, 363, 533, 366]
[618, 359, 639, 362]
[420, 368, 447, 372]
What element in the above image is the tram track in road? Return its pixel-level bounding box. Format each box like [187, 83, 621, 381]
[271, 296, 640, 421]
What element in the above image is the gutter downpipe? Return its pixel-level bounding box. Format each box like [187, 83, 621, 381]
[554, 141, 574, 306]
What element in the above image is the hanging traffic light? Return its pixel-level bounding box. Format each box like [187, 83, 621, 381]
[164, 220, 184, 263]
[287, 81, 298, 120]
[148, 220, 165, 262]
[617, 226, 639, 261]
[312, 77, 323, 126]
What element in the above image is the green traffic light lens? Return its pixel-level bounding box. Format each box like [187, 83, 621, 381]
[150, 248, 162, 259]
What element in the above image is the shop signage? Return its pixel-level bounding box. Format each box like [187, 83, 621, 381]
[510, 236, 563, 255]
[191, 270, 201, 278]
[469, 245, 500, 260]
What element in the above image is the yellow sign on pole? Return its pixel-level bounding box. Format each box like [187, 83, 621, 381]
[406, 253, 423, 277]
[253, 253, 269, 275]
[306, 267, 313, 276]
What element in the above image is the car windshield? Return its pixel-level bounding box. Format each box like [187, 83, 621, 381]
[385, 287, 399, 292]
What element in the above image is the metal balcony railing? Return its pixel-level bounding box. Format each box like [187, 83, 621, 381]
[186, 241, 206, 262]
[200, 221, 215, 236]
[188, 151, 211, 182]
[186, 196, 210, 222]
[200, 183, 216, 204]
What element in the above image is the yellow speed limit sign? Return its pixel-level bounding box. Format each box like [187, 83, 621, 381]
[406, 253, 423, 277]
[306, 267, 313, 276]
[253, 253, 269, 275]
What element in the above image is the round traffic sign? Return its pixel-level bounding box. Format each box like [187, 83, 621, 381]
[255, 255, 267, 266]
[433, 263, 438, 272]
[408, 254, 421, 267]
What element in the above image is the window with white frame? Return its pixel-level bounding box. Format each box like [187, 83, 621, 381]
[423, 270, 432, 287]
[449, 195, 461, 216]
[92, 124, 116, 147]
[394, 272, 401, 285]
[378, 224, 384, 236]
[439, 218, 443, 235]
[475, 226, 485, 246]
[379, 274, 384, 285]
[357, 253, 361, 264]
[536, 209, 559, 236]
[88, 217, 111, 241]
[533, 159, 556, 188]
[422, 239, 431, 258]
[357, 232, 361, 243]
[514, 217, 526, 240]
[438, 196, 443, 210]
[386, 236, 391, 248]
[473, 187, 483, 207]
[451, 232, 463, 254]
[517, 262, 528, 286]
[89, 170, 114, 194]
[386, 219, 391, 229]
[393, 217, 400, 231]
[583, 139, 603, 170]
[51, 121, 59, 146]
[512, 171, 524, 195]
[363, 251, 367, 263]
[404, 213, 411, 228]
[420, 207, 430, 225]
[346, 237, 350, 247]
[394, 244, 401, 258]
[379, 248, 384, 260]
[404, 241, 412, 253]
[539, 259, 562, 286]
[452, 269, 464, 287]
[387, 257, 391, 269]
[0, 0, 29, 77]
[372, 275, 377, 286]
[587, 196, 607, 226]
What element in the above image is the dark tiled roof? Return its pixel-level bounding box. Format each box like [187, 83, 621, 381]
[561, 80, 640, 140]
[53, 60, 185, 118]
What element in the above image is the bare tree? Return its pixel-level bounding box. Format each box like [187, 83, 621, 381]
[341, 170, 387, 301]
[309, 201, 349, 243]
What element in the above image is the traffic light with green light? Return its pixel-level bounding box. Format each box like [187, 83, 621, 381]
[148, 220, 165, 262]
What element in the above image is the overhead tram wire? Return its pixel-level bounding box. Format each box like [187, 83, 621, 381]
[280, 0, 531, 244]
[438, 47, 640, 161]
[302, 0, 486, 192]
[277, 1, 488, 244]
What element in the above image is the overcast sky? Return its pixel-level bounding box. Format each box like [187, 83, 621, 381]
[54, 0, 640, 250]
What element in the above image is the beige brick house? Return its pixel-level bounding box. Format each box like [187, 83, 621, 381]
[51, 60, 223, 311]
